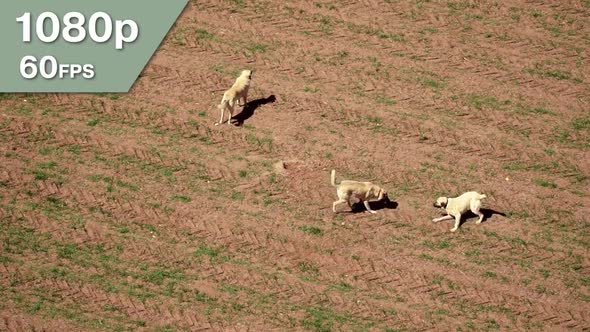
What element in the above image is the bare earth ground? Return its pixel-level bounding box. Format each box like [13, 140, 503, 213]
[1, 0, 590, 331]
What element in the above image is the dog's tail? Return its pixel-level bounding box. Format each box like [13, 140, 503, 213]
[479, 194, 487, 200]
[330, 169, 337, 187]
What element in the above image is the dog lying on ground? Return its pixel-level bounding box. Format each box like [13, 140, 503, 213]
[432, 191, 487, 232]
[215, 69, 252, 126]
[331, 170, 388, 214]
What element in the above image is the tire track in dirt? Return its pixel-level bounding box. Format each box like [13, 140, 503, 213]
[25, 278, 217, 331]
[0, 311, 81, 332]
[355, 255, 590, 330]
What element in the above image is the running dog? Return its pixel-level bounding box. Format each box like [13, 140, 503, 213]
[433, 191, 487, 232]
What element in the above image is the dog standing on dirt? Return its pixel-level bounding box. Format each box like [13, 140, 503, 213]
[432, 191, 487, 232]
[215, 69, 252, 126]
[331, 170, 388, 214]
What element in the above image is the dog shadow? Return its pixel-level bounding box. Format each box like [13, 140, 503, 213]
[459, 208, 507, 226]
[350, 199, 398, 213]
[232, 95, 276, 126]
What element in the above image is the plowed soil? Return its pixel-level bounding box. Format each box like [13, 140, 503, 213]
[1, 0, 590, 331]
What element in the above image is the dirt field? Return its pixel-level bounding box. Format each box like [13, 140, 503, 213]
[1, 0, 590, 331]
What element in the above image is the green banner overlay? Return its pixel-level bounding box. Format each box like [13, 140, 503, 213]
[0, 0, 188, 92]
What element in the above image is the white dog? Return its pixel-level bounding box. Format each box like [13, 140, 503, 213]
[215, 69, 252, 125]
[433, 191, 487, 232]
[331, 170, 388, 214]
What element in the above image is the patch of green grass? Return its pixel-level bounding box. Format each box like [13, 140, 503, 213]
[502, 162, 526, 171]
[86, 118, 100, 127]
[300, 306, 350, 331]
[230, 191, 244, 200]
[171, 194, 191, 203]
[378, 31, 405, 42]
[38, 147, 53, 155]
[195, 29, 214, 40]
[485, 319, 500, 330]
[0, 93, 17, 101]
[553, 128, 574, 144]
[298, 261, 320, 276]
[466, 94, 510, 111]
[0, 255, 12, 263]
[524, 67, 571, 80]
[115, 179, 139, 192]
[42, 266, 68, 279]
[572, 116, 590, 131]
[220, 284, 240, 296]
[533, 178, 557, 188]
[304, 86, 319, 93]
[245, 133, 274, 152]
[318, 16, 333, 34]
[419, 253, 434, 261]
[2, 227, 49, 254]
[419, 77, 446, 89]
[229, 0, 245, 8]
[366, 116, 382, 124]
[11, 105, 32, 115]
[514, 105, 554, 115]
[38, 161, 57, 169]
[32, 169, 49, 180]
[194, 290, 216, 303]
[67, 144, 81, 155]
[336, 51, 350, 59]
[482, 271, 497, 278]
[143, 269, 185, 286]
[246, 43, 268, 53]
[420, 27, 438, 34]
[194, 243, 228, 262]
[448, 1, 474, 11]
[298, 225, 323, 236]
[57, 243, 78, 259]
[330, 281, 353, 292]
[376, 94, 397, 105]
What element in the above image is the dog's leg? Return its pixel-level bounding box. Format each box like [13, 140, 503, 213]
[450, 214, 461, 232]
[474, 208, 484, 224]
[432, 215, 453, 223]
[216, 105, 225, 126]
[363, 200, 377, 214]
[239, 89, 248, 106]
[471, 200, 484, 224]
[227, 103, 234, 125]
[333, 199, 346, 213]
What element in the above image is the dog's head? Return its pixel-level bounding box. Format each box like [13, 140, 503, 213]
[241, 69, 253, 80]
[433, 197, 448, 209]
[375, 187, 388, 201]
